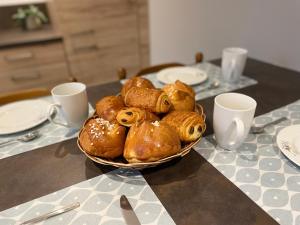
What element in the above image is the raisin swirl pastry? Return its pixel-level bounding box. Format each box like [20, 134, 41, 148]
[116, 107, 159, 127]
[162, 111, 206, 142]
[121, 76, 155, 99]
[79, 117, 126, 159]
[124, 121, 181, 163]
[124, 87, 171, 113]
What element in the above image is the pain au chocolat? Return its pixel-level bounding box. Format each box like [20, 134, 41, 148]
[162, 111, 206, 142]
[121, 76, 155, 99]
[124, 87, 171, 113]
[116, 107, 159, 127]
[96, 95, 125, 122]
[163, 80, 196, 111]
[79, 117, 126, 159]
[124, 121, 181, 163]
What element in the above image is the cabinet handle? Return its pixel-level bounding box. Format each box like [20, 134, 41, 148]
[11, 72, 41, 82]
[73, 44, 99, 53]
[70, 29, 95, 37]
[4, 52, 34, 62]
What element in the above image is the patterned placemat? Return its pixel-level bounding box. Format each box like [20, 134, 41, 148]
[0, 169, 175, 225]
[0, 97, 94, 160]
[121, 62, 258, 101]
[195, 100, 300, 225]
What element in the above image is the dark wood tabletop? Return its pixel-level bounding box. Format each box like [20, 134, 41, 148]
[1, 58, 300, 225]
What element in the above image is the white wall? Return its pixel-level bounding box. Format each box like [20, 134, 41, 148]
[149, 0, 300, 72]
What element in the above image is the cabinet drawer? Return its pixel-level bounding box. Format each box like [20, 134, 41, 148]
[0, 63, 69, 93]
[0, 42, 66, 72]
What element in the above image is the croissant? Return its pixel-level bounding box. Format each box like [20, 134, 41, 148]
[162, 111, 206, 142]
[124, 121, 181, 163]
[121, 77, 155, 99]
[172, 80, 195, 98]
[116, 107, 159, 127]
[124, 87, 171, 113]
[79, 117, 126, 159]
[163, 82, 195, 111]
[96, 96, 125, 122]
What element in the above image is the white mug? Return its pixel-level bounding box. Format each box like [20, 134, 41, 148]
[48, 82, 88, 129]
[222, 47, 248, 83]
[213, 93, 257, 150]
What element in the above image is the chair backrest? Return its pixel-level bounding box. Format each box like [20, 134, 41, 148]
[0, 88, 50, 105]
[118, 51, 204, 80]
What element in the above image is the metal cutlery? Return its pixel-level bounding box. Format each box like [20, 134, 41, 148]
[195, 80, 220, 93]
[20, 202, 80, 225]
[250, 117, 288, 134]
[120, 195, 141, 225]
[0, 130, 40, 147]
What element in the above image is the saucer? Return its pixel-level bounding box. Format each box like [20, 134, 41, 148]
[156, 67, 208, 85]
[276, 125, 300, 166]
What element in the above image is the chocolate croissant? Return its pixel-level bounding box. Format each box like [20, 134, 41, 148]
[79, 117, 126, 159]
[162, 111, 206, 142]
[163, 82, 195, 111]
[124, 87, 171, 113]
[116, 107, 159, 127]
[124, 121, 181, 163]
[96, 96, 125, 122]
[121, 77, 155, 99]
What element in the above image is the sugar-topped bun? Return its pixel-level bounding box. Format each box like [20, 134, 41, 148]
[79, 117, 126, 159]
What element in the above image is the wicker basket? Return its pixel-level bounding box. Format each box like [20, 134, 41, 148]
[77, 104, 206, 169]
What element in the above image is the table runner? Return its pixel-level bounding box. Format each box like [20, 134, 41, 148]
[121, 62, 258, 101]
[195, 100, 300, 225]
[0, 169, 175, 225]
[0, 97, 94, 160]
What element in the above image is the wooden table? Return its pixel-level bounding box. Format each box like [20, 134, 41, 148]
[1, 58, 300, 225]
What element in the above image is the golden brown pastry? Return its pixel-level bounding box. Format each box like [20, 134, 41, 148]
[163, 82, 195, 111]
[124, 121, 181, 163]
[116, 107, 159, 127]
[172, 80, 195, 98]
[124, 87, 171, 113]
[162, 111, 206, 142]
[79, 117, 126, 159]
[96, 96, 125, 122]
[121, 77, 155, 99]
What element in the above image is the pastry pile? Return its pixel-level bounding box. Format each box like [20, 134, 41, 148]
[79, 77, 206, 163]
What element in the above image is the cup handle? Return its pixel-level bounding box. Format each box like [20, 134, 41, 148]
[228, 118, 245, 147]
[48, 103, 69, 127]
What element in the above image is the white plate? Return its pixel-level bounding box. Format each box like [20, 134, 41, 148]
[156, 67, 208, 85]
[0, 99, 51, 135]
[276, 125, 300, 166]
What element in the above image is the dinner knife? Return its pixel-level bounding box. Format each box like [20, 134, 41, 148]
[120, 195, 142, 225]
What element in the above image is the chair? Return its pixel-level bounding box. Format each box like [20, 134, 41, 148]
[118, 51, 204, 80]
[0, 88, 50, 105]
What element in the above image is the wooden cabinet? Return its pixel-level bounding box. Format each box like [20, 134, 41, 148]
[54, 0, 149, 85]
[0, 42, 70, 93]
[0, 0, 149, 93]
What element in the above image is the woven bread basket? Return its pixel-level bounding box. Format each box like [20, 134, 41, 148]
[77, 104, 206, 170]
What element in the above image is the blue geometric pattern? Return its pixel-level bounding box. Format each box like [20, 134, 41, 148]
[0, 169, 175, 225]
[195, 100, 300, 225]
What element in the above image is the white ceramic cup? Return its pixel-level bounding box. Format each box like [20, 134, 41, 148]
[222, 47, 248, 83]
[213, 92, 257, 150]
[48, 82, 88, 129]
